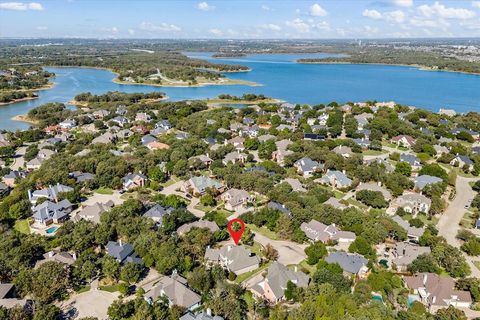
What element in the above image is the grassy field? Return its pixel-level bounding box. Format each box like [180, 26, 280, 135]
[14, 219, 31, 234]
[76, 285, 91, 294]
[362, 149, 387, 156]
[234, 261, 271, 284]
[94, 187, 114, 195]
[99, 284, 120, 292]
[248, 224, 279, 240]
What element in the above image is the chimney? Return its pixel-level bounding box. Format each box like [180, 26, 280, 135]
[378, 181, 382, 187]
[342, 170, 346, 174]
[423, 273, 428, 285]
[48, 251, 54, 258]
[294, 266, 298, 272]
[207, 308, 212, 316]
[119, 239, 123, 246]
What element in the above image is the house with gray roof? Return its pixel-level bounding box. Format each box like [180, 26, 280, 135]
[294, 157, 322, 177]
[414, 175, 443, 190]
[300, 219, 356, 244]
[317, 170, 353, 189]
[183, 176, 224, 195]
[392, 215, 425, 242]
[32, 199, 73, 226]
[388, 192, 431, 216]
[75, 201, 114, 224]
[353, 138, 371, 149]
[356, 182, 392, 200]
[180, 311, 224, 320]
[400, 154, 421, 170]
[205, 244, 260, 275]
[122, 172, 147, 190]
[450, 155, 474, 171]
[69, 171, 95, 183]
[391, 242, 430, 271]
[0, 284, 30, 310]
[325, 251, 369, 278]
[250, 262, 309, 303]
[282, 178, 307, 193]
[323, 197, 348, 210]
[35, 250, 76, 268]
[177, 220, 219, 236]
[333, 145, 354, 158]
[143, 204, 173, 226]
[221, 188, 254, 211]
[222, 151, 248, 165]
[267, 201, 291, 215]
[144, 272, 201, 311]
[106, 240, 143, 265]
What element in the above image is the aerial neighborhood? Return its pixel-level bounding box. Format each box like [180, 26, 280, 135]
[0, 90, 480, 320]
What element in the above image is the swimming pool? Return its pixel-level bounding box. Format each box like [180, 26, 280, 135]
[46, 226, 58, 234]
[372, 293, 384, 303]
[407, 295, 420, 306]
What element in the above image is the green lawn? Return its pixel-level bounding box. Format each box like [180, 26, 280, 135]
[14, 219, 30, 234]
[362, 149, 387, 156]
[99, 284, 120, 292]
[248, 224, 279, 240]
[94, 187, 114, 195]
[295, 259, 316, 275]
[234, 261, 271, 284]
[76, 285, 91, 294]
[474, 261, 480, 272]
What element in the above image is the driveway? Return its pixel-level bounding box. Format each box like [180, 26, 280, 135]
[160, 180, 205, 218]
[253, 232, 307, 265]
[437, 175, 480, 277]
[11, 145, 27, 170]
[58, 289, 119, 320]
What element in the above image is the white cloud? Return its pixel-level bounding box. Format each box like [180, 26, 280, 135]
[260, 23, 282, 31]
[196, 2, 214, 11]
[209, 28, 223, 36]
[472, 1, 480, 9]
[261, 4, 271, 11]
[418, 1, 475, 19]
[139, 22, 181, 32]
[128, 29, 135, 35]
[285, 18, 310, 33]
[315, 21, 331, 31]
[409, 18, 449, 28]
[391, 0, 413, 7]
[309, 3, 327, 17]
[363, 9, 382, 20]
[0, 2, 43, 10]
[35, 26, 47, 30]
[384, 10, 405, 23]
[102, 26, 118, 33]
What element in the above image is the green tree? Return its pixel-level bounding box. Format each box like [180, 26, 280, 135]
[304, 242, 327, 265]
[395, 161, 412, 176]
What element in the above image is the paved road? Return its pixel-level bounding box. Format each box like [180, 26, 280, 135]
[58, 289, 119, 320]
[437, 175, 480, 277]
[10, 145, 27, 170]
[253, 232, 307, 265]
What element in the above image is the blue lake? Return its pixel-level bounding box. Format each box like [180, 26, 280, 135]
[2, 52, 480, 130]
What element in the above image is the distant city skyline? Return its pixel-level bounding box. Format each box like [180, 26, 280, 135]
[1, 0, 479, 39]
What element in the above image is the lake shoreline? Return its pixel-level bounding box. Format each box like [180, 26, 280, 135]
[11, 114, 39, 125]
[44, 65, 260, 87]
[296, 61, 480, 76]
[68, 95, 170, 107]
[0, 96, 39, 106]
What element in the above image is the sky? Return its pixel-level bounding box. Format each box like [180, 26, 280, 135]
[0, 0, 480, 39]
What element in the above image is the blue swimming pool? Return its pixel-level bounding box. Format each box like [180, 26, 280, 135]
[46, 226, 58, 234]
[372, 294, 384, 303]
[407, 295, 420, 307]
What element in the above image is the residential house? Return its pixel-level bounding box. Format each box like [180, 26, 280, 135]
[318, 170, 353, 189]
[75, 201, 114, 224]
[325, 251, 369, 278]
[355, 113, 373, 130]
[32, 199, 73, 226]
[294, 157, 321, 177]
[35, 250, 76, 268]
[403, 273, 472, 313]
[190, 154, 213, 167]
[282, 178, 307, 192]
[111, 116, 129, 127]
[250, 262, 309, 303]
[226, 136, 245, 151]
[205, 244, 260, 275]
[143, 204, 173, 226]
[323, 197, 348, 210]
[177, 220, 219, 236]
[105, 240, 143, 264]
[388, 193, 431, 216]
[333, 145, 354, 158]
[258, 134, 276, 143]
[92, 132, 117, 144]
[135, 112, 151, 122]
[400, 154, 421, 170]
[93, 109, 109, 119]
[267, 201, 291, 215]
[26, 148, 56, 170]
[391, 243, 430, 271]
[433, 145, 449, 156]
[59, 119, 77, 130]
[303, 133, 325, 141]
[391, 135, 416, 148]
[146, 141, 170, 151]
[451, 127, 479, 140]
[182, 176, 224, 195]
[223, 151, 248, 165]
[0, 284, 31, 310]
[0, 182, 9, 197]
[176, 132, 190, 140]
[271, 139, 293, 165]
[414, 175, 443, 190]
[28, 183, 74, 205]
[122, 172, 147, 190]
[450, 155, 474, 171]
[144, 272, 201, 311]
[356, 182, 392, 200]
[353, 138, 371, 149]
[69, 171, 95, 183]
[180, 310, 224, 320]
[300, 219, 356, 244]
[2, 170, 24, 187]
[221, 188, 254, 211]
[392, 215, 425, 242]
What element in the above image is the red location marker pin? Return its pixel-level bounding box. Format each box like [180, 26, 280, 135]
[227, 218, 245, 245]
